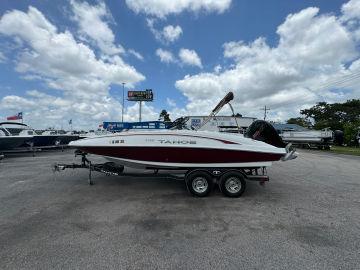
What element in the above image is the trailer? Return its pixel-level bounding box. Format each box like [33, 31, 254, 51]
[53, 150, 270, 198]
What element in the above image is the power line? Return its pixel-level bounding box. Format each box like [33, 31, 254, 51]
[317, 75, 360, 90]
[317, 71, 360, 86]
[314, 71, 360, 90]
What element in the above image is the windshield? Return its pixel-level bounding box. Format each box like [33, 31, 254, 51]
[0, 127, 10, 136]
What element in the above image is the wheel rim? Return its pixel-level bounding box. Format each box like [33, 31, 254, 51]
[192, 177, 208, 193]
[225, 177, 242, 194]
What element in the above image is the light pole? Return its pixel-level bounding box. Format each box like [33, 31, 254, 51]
[122, 82, 125, 123]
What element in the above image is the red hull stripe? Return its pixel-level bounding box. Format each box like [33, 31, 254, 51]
[79, 146, 284, 163]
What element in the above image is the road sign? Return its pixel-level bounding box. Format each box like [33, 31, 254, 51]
[127, 89, 153, 101]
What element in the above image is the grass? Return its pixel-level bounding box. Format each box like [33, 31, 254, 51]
[330, 145, 360, 156]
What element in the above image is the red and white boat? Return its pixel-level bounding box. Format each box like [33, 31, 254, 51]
[69, 129, 289, 169]
[64, 92, 296, 197]
[70, 92, 295, 169]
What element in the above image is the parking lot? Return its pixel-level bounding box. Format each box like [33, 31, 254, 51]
[0, 149, 359, 269]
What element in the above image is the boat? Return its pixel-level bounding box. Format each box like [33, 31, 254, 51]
[0, 126, 33, 151]
[52, 130, 79, 145]
[69, 129, 289, 169]
[0, 122, 78, 147]
[79, 129, 112, 139]
[65, 92, 296, 197]
[280, 128, 333, 149]
[70, 92, 295, 169]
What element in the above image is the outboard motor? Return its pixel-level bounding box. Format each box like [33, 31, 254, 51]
[245, 120, 286, 148]
[333, 130, 344, 146]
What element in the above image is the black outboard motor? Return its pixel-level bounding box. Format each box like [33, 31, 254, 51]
[245, 120, 286, 148]
[333, 130, 344, 146]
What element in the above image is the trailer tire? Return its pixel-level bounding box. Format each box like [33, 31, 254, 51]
[185, 170, 213, 197]
[103, 162, 124, 174]
[219, 171, 246, 197]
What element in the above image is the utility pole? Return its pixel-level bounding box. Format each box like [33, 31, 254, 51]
[139, 101, 142, 122]
[260, 105, 271, 120]
[122, 82, 125, 123]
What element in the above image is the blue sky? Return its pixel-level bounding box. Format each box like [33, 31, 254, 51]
[0, 0, 359, 129]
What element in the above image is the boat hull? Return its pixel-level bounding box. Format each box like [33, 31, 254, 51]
[31, 135, 60, 147]
[56, 135, 80, 145]
[77, 146, 283, 169]
[0, 136, 32, 150]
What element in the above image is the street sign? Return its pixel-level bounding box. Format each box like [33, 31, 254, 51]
[128, 89, 153, 101]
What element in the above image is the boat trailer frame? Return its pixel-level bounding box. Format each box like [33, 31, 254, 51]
[53, 150, 270, 197]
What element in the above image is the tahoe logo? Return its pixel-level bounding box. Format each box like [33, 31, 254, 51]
[158, 139, 196, 144]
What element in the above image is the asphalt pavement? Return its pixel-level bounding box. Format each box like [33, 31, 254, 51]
[0, 149, 359, 269]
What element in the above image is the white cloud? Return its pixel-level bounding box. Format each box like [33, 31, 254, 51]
[146, 18, 161, 41]
[128, 49, 144, 60]
[0, 7, 144, 87]
[214, 65, 222, 73]
[0, 6, 145, 128]
[341, 0, 360, 41]
[175, 5, 360, 121]
[155, 48, 203, 68]
[156, 48, 176, 63]
[125, 102, 158, 122]
[166, 98, 176, 107]
[126, 0, 232, 18]
[0, 51, 5, 62]
[178, 48, 202, 68]
[146, 19, 182, 44]
[0, 90, 159, 129]
[70, 0, 124, 55]
[162, 25, 182, 43]
[341, 0, 360, 21]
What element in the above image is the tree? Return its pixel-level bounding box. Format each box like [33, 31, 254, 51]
[344, 121, 360, 146]
[286, 117, 311, 128]
[300, 99, 360, 144]
[159, 109, 171, 122]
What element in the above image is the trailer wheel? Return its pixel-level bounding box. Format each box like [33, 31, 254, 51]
[219, 171, 246, 197]
[103, 162, 124, 174]
[185, 170, 213, 197]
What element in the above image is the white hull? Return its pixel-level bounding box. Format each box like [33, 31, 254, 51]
[281, 130, 333, 144]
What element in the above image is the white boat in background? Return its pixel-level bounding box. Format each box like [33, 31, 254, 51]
[0, 126, 33, 151]
[79, 129, 113, 139]
[280, 128, 333, 148]
[0, 122, 79, 147]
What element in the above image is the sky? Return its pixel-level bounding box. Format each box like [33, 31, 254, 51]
[0, 0, 359, 130]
